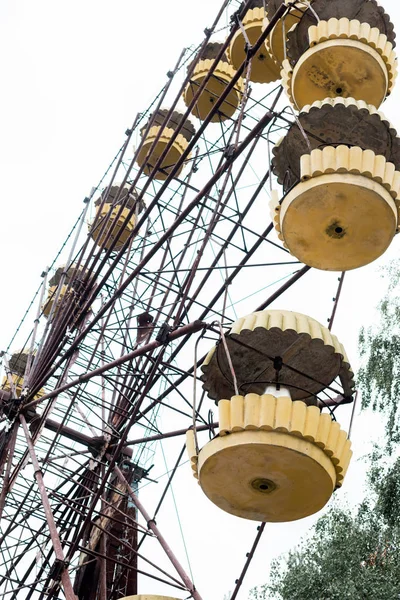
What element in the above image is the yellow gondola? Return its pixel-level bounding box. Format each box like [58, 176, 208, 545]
[283, 0, 396, 109]
[228, 1, 280, 84]
[190, 309, 353, 522]
[271, 98, 400, 271]
[188, 391, 351, 522]
[42, 264, 94, 320]
[263, 0, 305, 72]
[2, 349, 45, 400]
[183, 43, 244, 122]
[89, 183, 140, 251]
[136, 110, 195, 180]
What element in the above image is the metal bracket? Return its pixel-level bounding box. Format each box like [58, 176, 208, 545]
[156, 323, 172, 344]
[48, 558, 69, 582]
[235, 13, 252, 52]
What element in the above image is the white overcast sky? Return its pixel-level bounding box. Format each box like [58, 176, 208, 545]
[1, 1, 400, 599]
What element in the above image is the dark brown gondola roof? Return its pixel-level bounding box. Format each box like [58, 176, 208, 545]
[241, 0, 265, 8]
[186, 41, 229, 74]
[198, 42, 229, 64]
[94, 183, 138, 209]
[49, 264, 92, 289]
[140, 109, 196, 142]
[286, 0, 396, 67]
[9, 349, 34, 376]
[272, 100, 400, 192]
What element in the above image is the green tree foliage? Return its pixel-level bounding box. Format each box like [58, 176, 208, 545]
[249, 459, 400, 600]
[358, 261, 400, 445]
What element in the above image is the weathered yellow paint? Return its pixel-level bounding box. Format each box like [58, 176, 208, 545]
[290, 40, 388, 110]
[244, 393, 260, 429]
[315, 413, 333, 449]
[298, 146, 400, 197]
[183, 59, 244, 122]
[136, 126, 189, 180]
[214, 394, 350, 464]
[42, 285, 72, 319]
[198, 429, 337, 522]
[264, 7, 304, 69]
[90, 204, 137, 251]
[193, 394, 352, 521]
[300, 95, 395, 121]
[279, 172, 398, 271]
[2, 374, 45, 400]
[307, 19, 397, 90]
[290, 401, 307, 437]
[188, 394, 352, 523]
[283, 18, 396, 110]
[337, 439, 352, 481]
[231, 394, 244, 432]
[186, 429, 197, 463]
[259, 393, 276, 431]
[333, 429, 348, 466]
[308, 18, 396, 73]
[303, 405, 321, 442]
[325, 421, 341, 457]
[219, 398, 231, 435]
[275, 396, 292, 432]
[42, 285, 57, 318]
[229, 8, 280, 84]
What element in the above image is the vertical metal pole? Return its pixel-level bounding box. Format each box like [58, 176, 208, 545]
[19, 415, 77, 600]
[32, 199, 90, 380]
[24, 268, 49, 383]
[2, 355, 18, 398]
[98, 313, 109, 597]
[100, 311, 107, 429]
[348, 390, 358, 440]
[99, 533, 107, 600]
[328, 272, 346, 331]
[230, 523, 266, 600]
[99, 459, 108, 600]
[0, 423, 18, 519]
[114, 466, 203, 600]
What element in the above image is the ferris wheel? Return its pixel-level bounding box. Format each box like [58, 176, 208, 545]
[0, 0, 398, 599]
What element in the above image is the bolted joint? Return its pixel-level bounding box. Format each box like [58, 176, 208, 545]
[147, 518, 156, 528]
[156, 323, 172, 344]
[48, 558, 69, 581]
[230, 4, 244, 27]
[224, 144, 236, 159]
